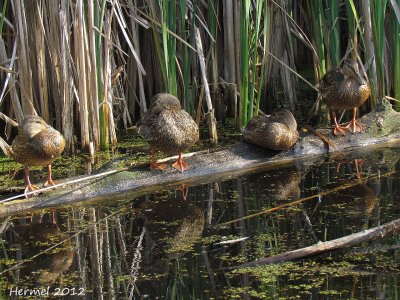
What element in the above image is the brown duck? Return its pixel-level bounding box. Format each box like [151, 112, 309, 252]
[243, 109, 299, 151]
[0, 115, 65, 196]
[137, 93, 199, 172]
[320, 59, 371, 135]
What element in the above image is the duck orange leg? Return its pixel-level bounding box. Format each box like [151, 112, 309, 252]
[24, 167, 39, 198]
[43, 164, 57, 187]
[332, 111, 348, 136]
[150, 146, 166, 171]
[172, 153, 190, 173]
[346, 108, 363, 133]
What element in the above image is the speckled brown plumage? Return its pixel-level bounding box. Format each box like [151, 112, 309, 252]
[12, 116, 65, 167]
[243, 109, 299, 151]
[320, 59, 371, 135]
[137, 93, 199, 172]
[9, 115, 65, 195]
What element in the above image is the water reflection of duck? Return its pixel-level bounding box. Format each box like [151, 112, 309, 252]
[140, 197, 204, 260]
[13, 221, 73, 286]
[248, 167, 301, 202]
[243, 109, 299, 151]
[0, 115, 65, 196]
[325, 182, 377, 231]
[136, 196, 204, 295]
[320, 59, 371, 135]
[137, 93, 199, 172]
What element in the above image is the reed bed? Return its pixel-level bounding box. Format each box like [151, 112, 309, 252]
[0, 0, 399, 153]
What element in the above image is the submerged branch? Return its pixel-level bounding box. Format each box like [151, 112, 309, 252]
[237, 218, 400, 268]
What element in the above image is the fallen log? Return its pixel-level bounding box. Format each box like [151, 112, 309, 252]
[237, 218, 400, 269]
[0, 101, 399, 217]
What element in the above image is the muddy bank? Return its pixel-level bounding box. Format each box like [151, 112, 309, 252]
[0, 102, 399, 217]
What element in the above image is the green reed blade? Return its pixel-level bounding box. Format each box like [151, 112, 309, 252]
[239, 0, 250, 128]
[392, 0, 400, 110]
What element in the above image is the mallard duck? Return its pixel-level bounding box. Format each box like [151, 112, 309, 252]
[137, 93, 199, 172]
[243, 109, 299, 151]
[0, 115, 65, 196]
[320, 59, 371, 135]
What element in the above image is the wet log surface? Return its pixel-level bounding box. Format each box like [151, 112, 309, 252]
[1, 101, 399, 217]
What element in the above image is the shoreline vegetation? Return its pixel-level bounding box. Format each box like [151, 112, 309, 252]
[0, 0, 399, 156]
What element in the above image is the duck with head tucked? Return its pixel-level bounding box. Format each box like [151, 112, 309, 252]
[137, 93, 199, 173]
[243, 109, 299, 151]
[319, 58, 371, 135]
[0, 115, 65, 196]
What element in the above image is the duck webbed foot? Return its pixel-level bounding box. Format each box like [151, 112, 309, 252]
[333, 125, 348, 136]
[172, 153, 190, 173]
[331, 110, 348, 136]
[150, 162, 167, 171]
[43, 179, 57, 187]
[149, 145, 167, 171]
[345, 108, 363, 134]
[24, 184, 40, 198]
[345, 119, 363, 133]
[23, 167, 40, 198]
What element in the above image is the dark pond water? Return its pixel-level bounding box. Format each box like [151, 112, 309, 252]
[1, 146, 400, 299]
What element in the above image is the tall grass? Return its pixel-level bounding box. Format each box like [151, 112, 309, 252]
[239, 0, 270, 127]
[239, 0, 250, 128]
[370, 1, 387, 103]
[391, 0, 400, 109]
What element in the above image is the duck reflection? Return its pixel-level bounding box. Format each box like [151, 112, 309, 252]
[134, 191, 204, 297]
[323, 181, 378, 233]
[6, 212, 73, 287]
[247, 166, 302, 202]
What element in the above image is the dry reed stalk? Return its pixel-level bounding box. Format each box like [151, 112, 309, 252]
[106, 61, 118, 147]
[125, 51, 137, 121]
[361, 1, 377, 97]
[128, 0, 147, 115]
[101, 12, 112, 149]
[233, 0, 240, 90]
[45, 0, 63, 130]
[223, 0, 236, 117]
[33, 1, 50, 123]
[195, 27, 218, 144]
[0, 112, 18, 127]
[60, 9, 74, 153]
[265, 1, 297, 111]
[0, 40, 24, 123]
[75, 0, 90, 151]
[14, 0, 34, 115]
[88, 0, 100, 150]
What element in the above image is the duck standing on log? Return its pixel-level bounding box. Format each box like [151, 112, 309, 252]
[319, 58, 371, 135]
[243, 109, 299, 151]
[0, 115, 65, 197]
[137, 93, 199, 173]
